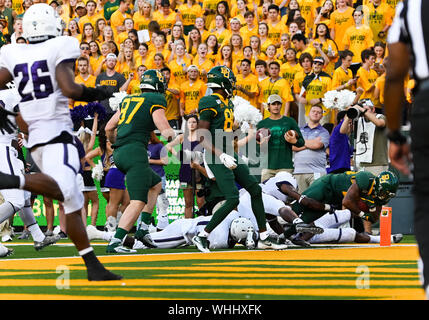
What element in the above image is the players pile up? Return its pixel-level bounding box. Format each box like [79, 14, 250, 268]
[0, 1, 406, 280]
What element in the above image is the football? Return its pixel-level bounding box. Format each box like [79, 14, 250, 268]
[287, 130, 298, 138]
[358, 199, 370, 213]
[256, 128, 271, 142]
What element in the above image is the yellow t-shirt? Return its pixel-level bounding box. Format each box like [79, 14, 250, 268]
[73, 74, 96, 108]
[314, 38, 338, 76]
[115, 61, 137, 81]
[179, 79, 207, 115]
[89, 55, 104, 75]
[236, 73, 259, 108]
[366, 2, 394, 43]
[302, 74, 332, 117]
[210, 28, 232, 47]
[356, 66, 379, 101]
[342, 25, 374, 63]
[192, 55, 215, 79]
[332, 66, 354, 90]
[110, 10, 132, 34]
[293, 70, 311, 95]
[330, 7, 355, 51]
[128, 79, 141, 95]
[280, 62, 303, 89]
[78, 13, 104, 32]
[239, 25, 259, 47]
[375, 73, 385, 105]
[153, 10, 178, 33]
[133, 12, 151, 30]
[178, 3, 203, 27]
[168, 57, 192, 86]
[267, 21, 284, 45]
[165, 80, 181, 120]
[298, 0, 320, 30]
[258, 77, 294, 117]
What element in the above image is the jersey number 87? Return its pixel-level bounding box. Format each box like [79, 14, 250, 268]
[118, 96, 145, 125]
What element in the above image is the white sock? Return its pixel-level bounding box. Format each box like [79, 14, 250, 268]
[198, 230, 210, 238]
[368, 235, 381, 243]
[28, 223, 45, 242]
[103, 231, 115, 242]
[259, 231, 269, 241]
[293, 217, 304, 224]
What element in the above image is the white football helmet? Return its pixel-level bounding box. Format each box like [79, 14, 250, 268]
[230, 218, 253, 242]
[22, 3, 58, 42]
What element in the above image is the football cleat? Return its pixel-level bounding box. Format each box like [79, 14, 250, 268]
[291, 237, 311, 247]
[0, 244, 13, 257]
[106, 239, 137, 253]
[86, 225, 103, 241]
[18, 229, 31, 240]
[104, 216, 117, 233]
[34, 234, 60, 251]
[295, 222, 324, 235]
[134, 229, 157, 248]
[257, 236, 288, 250]
[192, 235, 210, 253]
[392, 233, 404, 243]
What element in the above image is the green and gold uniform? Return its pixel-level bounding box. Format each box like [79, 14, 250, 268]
[198, 92, 266, 232]
[113, 92, 167, 202]
[291, 171, 378, 227]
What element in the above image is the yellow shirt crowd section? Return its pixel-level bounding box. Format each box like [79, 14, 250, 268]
[9, 0, 408, 121]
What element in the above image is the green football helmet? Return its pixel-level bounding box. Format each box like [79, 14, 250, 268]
[206, 66, 236, 97]
[374, 171, 399, 203]
[139, 69, 166, 93]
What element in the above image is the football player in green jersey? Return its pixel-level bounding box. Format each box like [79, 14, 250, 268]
[284, 170, 399, 239]
[104, 69, 176, 253]
[191, 66, 288, 252]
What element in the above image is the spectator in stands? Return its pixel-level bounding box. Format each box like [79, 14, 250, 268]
[258, 61, 294, 117]
[293, 105, 330, 193]
[95, 53, 130, 119]
[179, 65, 207, 117]
[256, 94, 304, 182]
[161, 66, 181, 130]
[236, 58, 259, 108]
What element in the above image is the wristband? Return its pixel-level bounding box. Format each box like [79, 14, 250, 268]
[358, 211, 365, 218]
[387, 130, 407, 145]
[298, 195, 307, 204]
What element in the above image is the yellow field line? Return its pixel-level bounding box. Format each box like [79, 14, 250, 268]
[0, 278, 420, 287]
[81, 286, 425, 300]
[158, 272, 419, 279]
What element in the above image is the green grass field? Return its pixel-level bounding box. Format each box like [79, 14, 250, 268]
[0, 234, 425, 300]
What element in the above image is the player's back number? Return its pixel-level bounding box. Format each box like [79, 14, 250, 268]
[13, 60, 54, 102]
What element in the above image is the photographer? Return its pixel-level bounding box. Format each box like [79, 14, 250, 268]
[346, 101, 388, 235]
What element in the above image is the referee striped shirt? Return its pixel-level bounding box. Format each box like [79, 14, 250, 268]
[387, 0, 429, 82]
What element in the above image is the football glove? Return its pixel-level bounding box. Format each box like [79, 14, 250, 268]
[360, 212, 375, 223]
[80, 85, 113, 102]
[219, 153, 237, 169]
[0, 103, 17, 135]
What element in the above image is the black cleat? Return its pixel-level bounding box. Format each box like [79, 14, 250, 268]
[295, 222, 324, 235]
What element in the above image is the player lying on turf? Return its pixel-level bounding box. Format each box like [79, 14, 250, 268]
[85, 173, 325, 250]
[295, 209, 403, 244]
[282, 170, 399, 241]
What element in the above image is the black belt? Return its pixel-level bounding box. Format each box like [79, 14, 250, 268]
[30, 131, 75, 152]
